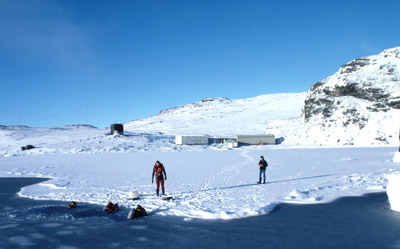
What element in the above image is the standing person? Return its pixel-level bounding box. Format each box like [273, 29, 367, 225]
[258, 156, 268, 184]
[152, 160, 167, 196]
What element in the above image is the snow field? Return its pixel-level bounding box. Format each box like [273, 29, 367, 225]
[394, 152, 400, 163]
[386, 173, 400, 212]
[0, 126, 180, 158]
[0, 146, 398, 220]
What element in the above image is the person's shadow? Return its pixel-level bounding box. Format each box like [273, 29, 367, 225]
[198, 174, 336, 192]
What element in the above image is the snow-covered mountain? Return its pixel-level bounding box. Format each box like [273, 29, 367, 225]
[125, 47, 400, 146]
[1, 47, 400, 149]
[302, 47, 400, 146]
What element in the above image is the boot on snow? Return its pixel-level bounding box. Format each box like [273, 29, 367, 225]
[263, 177, 266, 184]
[257, 177, 261, 184]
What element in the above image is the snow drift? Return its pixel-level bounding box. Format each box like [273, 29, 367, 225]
[386, 173, 400, 212]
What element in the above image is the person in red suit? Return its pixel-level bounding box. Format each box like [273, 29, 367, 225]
[152, 160, 167, 196]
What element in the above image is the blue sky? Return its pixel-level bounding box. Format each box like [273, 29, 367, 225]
[1, 0, 400, 128]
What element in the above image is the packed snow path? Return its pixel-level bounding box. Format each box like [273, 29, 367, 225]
[0, 147, 398, 219]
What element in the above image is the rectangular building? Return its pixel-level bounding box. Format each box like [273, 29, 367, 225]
[236, 134, 275, 145]
[175, 135, 209, 145]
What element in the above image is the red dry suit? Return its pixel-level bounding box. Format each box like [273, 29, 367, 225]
[152, 162, 167, 196]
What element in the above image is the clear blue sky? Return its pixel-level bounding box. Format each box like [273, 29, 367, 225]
[1, 0, 399, 128]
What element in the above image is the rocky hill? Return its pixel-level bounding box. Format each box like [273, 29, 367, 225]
[124, 47, 400, 146]
[302, 47, 400, 145]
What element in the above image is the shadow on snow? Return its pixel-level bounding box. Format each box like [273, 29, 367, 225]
[199, 174, 336, 192]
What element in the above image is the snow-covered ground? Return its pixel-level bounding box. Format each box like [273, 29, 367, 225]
[387, 171, 400, 212]
[0, 125, 398, 219]
[0, 125, 178, 157]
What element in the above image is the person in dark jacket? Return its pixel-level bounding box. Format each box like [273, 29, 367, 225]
[128, 205, 148, 219]
[258, 156, 268, 184]
[152, 161, 167, 196]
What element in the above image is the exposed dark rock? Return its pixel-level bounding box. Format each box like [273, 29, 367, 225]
[388, 99, 400, 108]
[367, 103, 390, 112]
[304, 47, 400, 124]
[310, 81, 324, 92]
[304, 96, 336, 120]
[201, 97, 230, 103]
[339, 58, 369, 74]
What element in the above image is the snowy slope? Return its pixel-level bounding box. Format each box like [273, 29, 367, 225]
[124, 93, 306, 138]
[0, 125, 176, 158]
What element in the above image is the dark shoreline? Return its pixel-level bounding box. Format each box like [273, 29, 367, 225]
[0, 176, 397, 219]
[1, 177, 400, 249]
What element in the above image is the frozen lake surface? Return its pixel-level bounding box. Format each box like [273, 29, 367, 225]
[1, 178, 400, 249]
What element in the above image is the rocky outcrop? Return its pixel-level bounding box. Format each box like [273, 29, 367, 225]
[305, 47, 400, 121]
[302, 47, 400, 145]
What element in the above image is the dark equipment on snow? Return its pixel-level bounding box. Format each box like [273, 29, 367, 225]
[110, 124, 124, 135]
[275, 137, 285, 145]
[104, 202, 119, 212]
[128, 205, 148, 219]
[21, 145, 35, 151]
[68, 201, 77, 209]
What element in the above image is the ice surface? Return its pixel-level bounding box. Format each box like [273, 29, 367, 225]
[393, 152, 400, 163]
[2, 181, 398, 249]
[1, 143, 398, 219]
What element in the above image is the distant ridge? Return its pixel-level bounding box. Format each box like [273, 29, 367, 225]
[125, 47, 400, 146]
